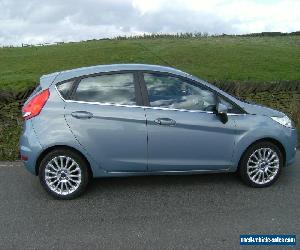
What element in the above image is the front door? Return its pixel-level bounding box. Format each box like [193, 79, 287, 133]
[142, 72, 237, 171]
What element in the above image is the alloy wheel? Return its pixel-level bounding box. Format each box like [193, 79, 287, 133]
[246, 147, 280, 185]
[44, 156, 82, 196]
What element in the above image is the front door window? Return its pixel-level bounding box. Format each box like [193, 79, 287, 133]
[144, 73, 217, 112]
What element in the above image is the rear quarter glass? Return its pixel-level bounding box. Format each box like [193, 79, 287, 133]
[56, 81, 74, 99]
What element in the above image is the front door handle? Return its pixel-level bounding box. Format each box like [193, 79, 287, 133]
[154, 118, 176, 126]
[71, 111, 93, 119]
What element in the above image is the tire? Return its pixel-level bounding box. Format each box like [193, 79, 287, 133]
[238, 141, 283, 188]
[39, 149, 90, 199]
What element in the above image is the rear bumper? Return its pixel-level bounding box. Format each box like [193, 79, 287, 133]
[19, 121, 43, 175]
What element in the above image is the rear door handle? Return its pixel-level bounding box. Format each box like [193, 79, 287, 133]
[71, 111, 93, 119]
[154, 118, 176, 126]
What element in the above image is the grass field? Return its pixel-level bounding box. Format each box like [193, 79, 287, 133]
[1, 36, 300, 91]
[0, 35, 299, 160]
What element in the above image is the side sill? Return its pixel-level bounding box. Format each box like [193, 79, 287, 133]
[107, 168, 231, 175]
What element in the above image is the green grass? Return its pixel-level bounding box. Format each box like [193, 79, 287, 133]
[1, 36, 300, 92]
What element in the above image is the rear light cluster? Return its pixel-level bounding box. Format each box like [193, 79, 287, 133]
[22, 89, 50, 120]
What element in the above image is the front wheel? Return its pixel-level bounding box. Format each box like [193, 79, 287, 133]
[39, 149, 90, 199]
[239, 142, 283, 187]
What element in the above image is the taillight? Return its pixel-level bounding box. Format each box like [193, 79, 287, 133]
[22, 89, 50, 120]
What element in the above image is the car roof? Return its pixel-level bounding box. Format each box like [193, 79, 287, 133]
[40, 64, 192, 86]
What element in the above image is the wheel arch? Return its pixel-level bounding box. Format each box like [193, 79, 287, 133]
[237, 137, 286, 169]
[35, 145, 93, 177]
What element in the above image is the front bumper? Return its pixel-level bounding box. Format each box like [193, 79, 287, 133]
[284, 128, 298, 166]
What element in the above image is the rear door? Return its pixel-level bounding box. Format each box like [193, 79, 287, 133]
[61, 71, 148, 173]
[141, 72, 238, 172]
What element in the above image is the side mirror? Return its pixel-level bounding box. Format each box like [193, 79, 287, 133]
[216, 103, 228, 124]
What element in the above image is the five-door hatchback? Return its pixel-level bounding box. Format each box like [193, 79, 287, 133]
[20, 64, 298, 199]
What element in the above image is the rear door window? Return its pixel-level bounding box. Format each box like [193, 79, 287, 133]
[74, 73, 136, 105]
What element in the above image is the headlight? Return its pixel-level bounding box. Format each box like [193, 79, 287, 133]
[271, 115, 294, 128]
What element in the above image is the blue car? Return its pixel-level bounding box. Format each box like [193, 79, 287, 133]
[20, 64, 298, 199]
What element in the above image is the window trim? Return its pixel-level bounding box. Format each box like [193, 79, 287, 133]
[139, 70, 246, 114]
[56, 70, 143, 106]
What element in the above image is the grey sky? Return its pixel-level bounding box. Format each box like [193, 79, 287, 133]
[0, 0, 299, 46]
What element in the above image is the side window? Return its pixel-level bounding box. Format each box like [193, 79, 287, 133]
[57, 81, 73, 99]
[144, 73, 217, 111]
[74, 73, 136, 105]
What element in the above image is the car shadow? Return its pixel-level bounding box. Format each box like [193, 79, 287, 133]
[86, 172, 242, 195]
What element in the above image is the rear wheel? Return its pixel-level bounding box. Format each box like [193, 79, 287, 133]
[239, 141, 283, 187]
[39, 149, 90, 199]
